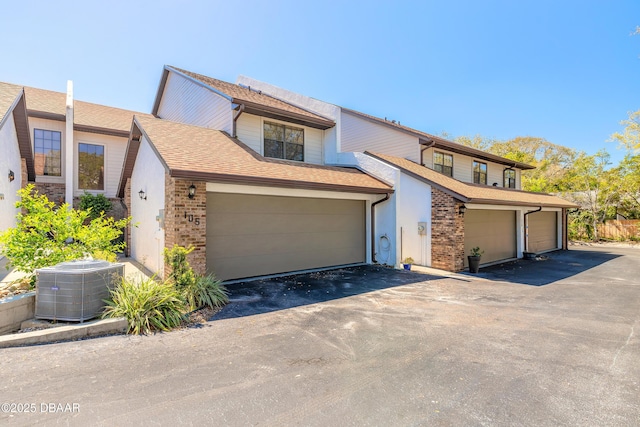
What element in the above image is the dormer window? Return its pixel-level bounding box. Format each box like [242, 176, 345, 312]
[473, 161, 487, 185]
[434, 152, 453, 177]
[264, 121, 304, 161]
[504, 168, 516, 188]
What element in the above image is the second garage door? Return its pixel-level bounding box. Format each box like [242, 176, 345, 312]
[206, 193, 366, 281]
[464, 209, 517, 266]
[527, 211, 558, 253]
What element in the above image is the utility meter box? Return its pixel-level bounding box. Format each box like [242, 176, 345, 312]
[418, 222, 427, 235]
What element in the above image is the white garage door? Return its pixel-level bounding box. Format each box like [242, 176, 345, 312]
[206, 193, 366, 280]
[464, 209, 517, 266]
[528, 211, 558, 253]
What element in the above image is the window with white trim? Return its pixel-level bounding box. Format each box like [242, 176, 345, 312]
[473, 161, 487, 185]
[434, 152, 453, 177]
[504, 168, 516, 188]
[78, 143, 105, 191]
[34, 129, 61, 176]
[264, 121, 304, 161]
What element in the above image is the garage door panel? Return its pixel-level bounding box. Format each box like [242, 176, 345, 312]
[209, 213, 361, 236]
[207, 193, 365, 280]
[528, 211, 558, 252]
[208, 230, 364, 258]
[464, 210, 517, 266]
[213, 244, 364, 282]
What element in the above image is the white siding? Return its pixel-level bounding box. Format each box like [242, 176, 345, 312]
[424, 147, 523, 189]
[74, 132, 127, 198]
[397, 173, 431, 267]
[157, 72, 233, 133]
[235, 113, 323, 165]
[235, 113, 261, 153]
[130, 136, 166, 276]
[29, 117, 66, 185]
[0, 113, 23, 234]
[341, 112, 419, 162]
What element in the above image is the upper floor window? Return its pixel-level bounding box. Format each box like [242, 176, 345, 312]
[264, 121, 304, 161]
[34, 129, 61, 176]
[473, 161, 487, 185]
[78, 143, 105, 191]
[504, 168, 516, 188]
[434, 152, 453, 177]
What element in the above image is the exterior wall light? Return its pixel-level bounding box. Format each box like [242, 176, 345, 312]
[188, 183, 196, 199]
[8, 170, 15, 182]
[138, 189, 147, 200]
[458, 205, 467, 216]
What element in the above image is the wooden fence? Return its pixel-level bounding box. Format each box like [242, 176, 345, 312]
[598, 220, 640, 240]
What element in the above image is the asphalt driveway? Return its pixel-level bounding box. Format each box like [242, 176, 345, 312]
[1, 245, 638, 426]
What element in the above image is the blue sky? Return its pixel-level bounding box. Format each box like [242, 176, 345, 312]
[1, 0, 638, 165]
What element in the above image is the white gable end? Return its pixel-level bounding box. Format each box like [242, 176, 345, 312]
[157, 72, 233, 133]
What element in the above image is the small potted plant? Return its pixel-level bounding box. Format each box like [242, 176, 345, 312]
[468, 247, 483, 273]
[402, 257, 414, 271]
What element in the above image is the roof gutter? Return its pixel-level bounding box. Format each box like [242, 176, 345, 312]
[371, 193, 391, 263]
[523, 206, 542, 253]
[232, 104, 245, 138]
[419, 138, 435, 166]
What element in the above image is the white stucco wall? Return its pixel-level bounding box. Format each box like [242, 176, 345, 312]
[235, 113, 324, 164]
[158, 71, 233, 133]
[130, 137, 166, 276]
[396, 174, 432, 266]
[0, 113, 23, 235]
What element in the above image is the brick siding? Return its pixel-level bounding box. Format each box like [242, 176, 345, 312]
[34, 182, 65, 205]
[20, 159, 28, 188]
[164, 176, 207, 277]
[431, 188, 465, 271]
[124, 178, 131, 256]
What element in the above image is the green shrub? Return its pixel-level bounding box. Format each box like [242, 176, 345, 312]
[103, 276, 185, 335]
[164, 245, 196, 289]
[0, 185, 130, 273]
[79, 192, 112, 219]
[164, 245, 229, 311]
[183, 274, 229, 311]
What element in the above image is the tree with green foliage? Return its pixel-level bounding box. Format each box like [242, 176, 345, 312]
[492, 137, 577, 192]
[452, 134, 498, 152]
[561, 150, 623, 241]
[615, 154, 640, 219]
[0, 184, 130, 273]
[456, 135, 578, 193]
[610, 110, 640, 153]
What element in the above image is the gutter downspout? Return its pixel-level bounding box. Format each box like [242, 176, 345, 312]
[371, 193, 390, 263]
[523, 206, 542, 253]
[232, 104, 245, 138]
[419, 139, 435, 166]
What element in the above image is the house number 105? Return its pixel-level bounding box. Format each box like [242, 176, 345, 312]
[184, 211, 200, 226]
